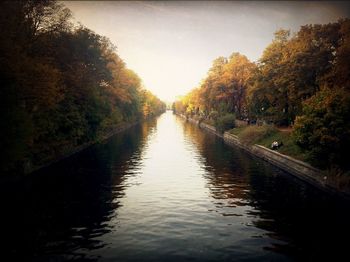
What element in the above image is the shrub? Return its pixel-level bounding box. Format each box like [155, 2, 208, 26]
[215, 113, 235, 133]
[208, 110, 219, 120]
[292, 88, 350, 170]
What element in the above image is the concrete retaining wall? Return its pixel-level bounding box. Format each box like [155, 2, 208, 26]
[223, 133, 324, 186]
[199, 122, 219, 136]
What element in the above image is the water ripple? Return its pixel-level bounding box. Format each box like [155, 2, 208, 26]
[4, 112, 350, 261]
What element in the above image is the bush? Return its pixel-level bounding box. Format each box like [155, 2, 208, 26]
[293, 88, 350, 170]
[215, 113, 235, 133]
[208, 110, 219, 120]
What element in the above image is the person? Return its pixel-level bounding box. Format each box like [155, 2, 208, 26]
[271, 141, 279, 150]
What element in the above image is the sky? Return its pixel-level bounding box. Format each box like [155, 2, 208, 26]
[62, 1, 350, 102]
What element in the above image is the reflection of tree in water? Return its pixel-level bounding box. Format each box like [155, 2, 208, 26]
[0, 119, 158, 261]
[248, 167, 350, 260]
[180, 117, 350, 260]
[180, 119, 254, 203]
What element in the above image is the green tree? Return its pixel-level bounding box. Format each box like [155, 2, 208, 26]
[249, 29, 291, 125]
[293, 88, 350, 170]
[0, 0, 165, 175]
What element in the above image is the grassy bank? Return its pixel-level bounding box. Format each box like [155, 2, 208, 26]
[228, 125, 308, 162]
[180, 115, 350, 194]
[227, 125, 350, 193]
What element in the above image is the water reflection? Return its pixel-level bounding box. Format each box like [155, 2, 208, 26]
[1, 112, 350, 261]
[180, 116, 350, 261]
[0, 118, 157, 261]
[181, 121, 251, 201]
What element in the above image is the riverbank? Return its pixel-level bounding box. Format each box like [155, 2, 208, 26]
[24, 112, 169, 176]
[179, 114, 350, 200]
[23, 121, 140, 176]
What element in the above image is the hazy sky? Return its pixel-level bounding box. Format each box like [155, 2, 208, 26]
[62, 1, 350, 102]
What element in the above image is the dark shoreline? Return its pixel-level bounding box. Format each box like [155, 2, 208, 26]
[1, 114, 163, 185]
[23, 121, 140, 176]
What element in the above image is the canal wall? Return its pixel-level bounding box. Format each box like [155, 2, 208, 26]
[180, 114, 350, 199]
[178, 114, 220, 136]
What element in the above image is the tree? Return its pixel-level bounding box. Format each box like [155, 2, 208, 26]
[293, 88, 350, 170]
[223, 53, 256, 118]
[248, 29, 291, 125]
[330, 19, 350, 89]
[0, 0, 165, 175]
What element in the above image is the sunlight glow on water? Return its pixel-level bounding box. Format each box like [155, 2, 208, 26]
[90, 112, 278, 261]
[2, 111, 350, 261]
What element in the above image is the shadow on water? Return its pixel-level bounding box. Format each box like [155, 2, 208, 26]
[0, 119, 158, 261]
[181, 118, 350, 261]
[247, 166, 350, 261]
[1, 113, 350, 261]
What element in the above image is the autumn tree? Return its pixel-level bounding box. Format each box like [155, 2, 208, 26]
[223, 53, 256, 118]
[0, 0, 165, 175]
[329, 19, 350, 89]
[247, 29, 291, 125]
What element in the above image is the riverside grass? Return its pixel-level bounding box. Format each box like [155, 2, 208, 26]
[228, 125, 308, 162]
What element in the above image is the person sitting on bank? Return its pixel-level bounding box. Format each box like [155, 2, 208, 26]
[271, 141, 279, 150]
[271, 141, 283, 150]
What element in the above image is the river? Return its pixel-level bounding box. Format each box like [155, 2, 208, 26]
[1, 111, 350, 261]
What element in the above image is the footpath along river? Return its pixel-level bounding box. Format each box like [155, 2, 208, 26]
[1, 111, 350, 261]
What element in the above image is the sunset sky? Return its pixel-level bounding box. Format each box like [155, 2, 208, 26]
[62, 1, 350, 102]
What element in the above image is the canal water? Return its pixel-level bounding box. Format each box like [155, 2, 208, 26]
[2, 111, 350, 261]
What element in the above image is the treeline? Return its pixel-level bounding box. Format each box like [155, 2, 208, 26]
[173, 19, 350, 171]
[0, 1, 165, 175]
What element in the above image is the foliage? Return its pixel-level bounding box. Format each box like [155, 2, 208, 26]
[248, 22, 345, 125]
[228, 125, 306, 161]
[0, 0, 165, 175]
[293, 88, 350, 170]
[214, 114, 236, 133]
[173, 52, 256, 119]
[173, 18, 350, 172]
[208, 110, 219, 120]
